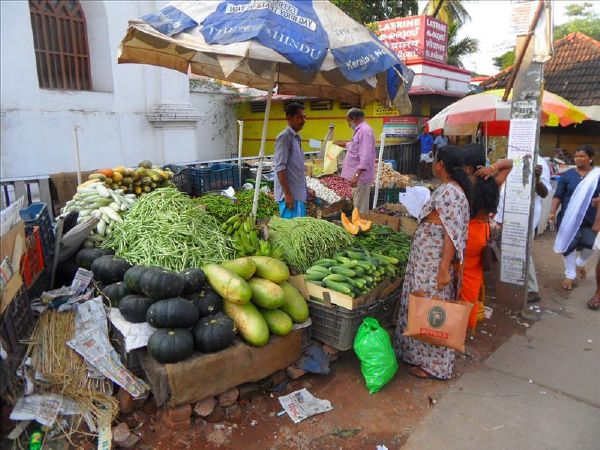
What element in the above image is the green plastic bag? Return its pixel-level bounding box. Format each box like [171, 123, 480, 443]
[353, 317, 398, 394]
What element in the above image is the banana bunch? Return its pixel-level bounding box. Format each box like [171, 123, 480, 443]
[220, 214, 283, 259]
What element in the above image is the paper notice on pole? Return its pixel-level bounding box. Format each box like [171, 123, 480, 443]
[278, 388, 333, 424]
[500, 118, 537, 285]
[509, 0, 536, 35]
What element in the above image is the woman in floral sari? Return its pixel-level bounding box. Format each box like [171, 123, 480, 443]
[394, 146, 471, 379]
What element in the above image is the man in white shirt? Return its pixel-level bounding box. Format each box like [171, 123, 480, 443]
[495, 157, 551, 302]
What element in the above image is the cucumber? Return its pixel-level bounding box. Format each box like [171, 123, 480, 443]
[330, 266, 356, 277]
[307, 265, 331, 274]
[324, 274, 351, 283]
[248, 277, 285, 309]
[373, 253, 399, 265]
[346, 250, 368, 260]
[223, 300, 269, 346]
[279, 281, 309, 323]
[334, 255, 355, 266]
[259, 308, 293, 336]
[313, 259, 338, 268]
[324, 279, 354, 296]
[304, 273, 326, 282]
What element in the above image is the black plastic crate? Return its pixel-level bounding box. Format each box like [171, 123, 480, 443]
[19, 202, 55, 264]
[1, 286, 35, 358]
[190, 163, 241, 195]
[369, 187, 405, 208]
[308, 293, 399, 351]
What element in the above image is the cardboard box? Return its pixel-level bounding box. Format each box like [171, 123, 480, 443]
[364, 210, 402, 231]
[1, 221, 26, 314]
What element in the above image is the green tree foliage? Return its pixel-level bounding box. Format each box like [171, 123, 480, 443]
[492, 49, 516, 71]
[554, 2, 600, 41]
[330, 0, 418, 24]
[421, 0, 471, 26]
[446, 22, 479, 68]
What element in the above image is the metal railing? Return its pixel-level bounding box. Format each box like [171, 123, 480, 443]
[0, 176, 54, 220]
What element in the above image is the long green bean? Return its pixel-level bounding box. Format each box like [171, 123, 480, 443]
[102, 188, 235, 271]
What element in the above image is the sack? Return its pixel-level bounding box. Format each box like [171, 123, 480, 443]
[353, 317, 398, 394]
[323, 142, 345, 175]
[403, 291, 473, 352]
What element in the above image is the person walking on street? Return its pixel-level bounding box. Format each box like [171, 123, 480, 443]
[274, 103, 308, 218]
[334, 108, 376, 215]
[550, 145, 600, 291]
[417, 127, 434, 179]
[433, 130, 449, 154]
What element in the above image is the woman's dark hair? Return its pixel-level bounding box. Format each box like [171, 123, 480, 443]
[575, 145, 595, 159]
[461, 143, 500, 217]
[436, 145, 472, 205]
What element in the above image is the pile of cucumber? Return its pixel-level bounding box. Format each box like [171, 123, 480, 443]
[304, 249, 399, 297]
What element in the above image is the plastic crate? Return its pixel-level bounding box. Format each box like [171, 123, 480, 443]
[20, 226, 45, 288]
[308, 293, 400, 351]
[190, 163, 240, 195]
[19, 202, 55, 264]
[171, 167, 194, 196]
[369, 187, 405, 207]
[0, 285, 35, 358]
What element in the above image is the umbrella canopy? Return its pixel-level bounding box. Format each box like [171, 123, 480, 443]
[118, 0, 410, 107]
[427, 89, 589, 133]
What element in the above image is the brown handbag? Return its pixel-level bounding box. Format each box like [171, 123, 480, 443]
[482, 221, 499, 272]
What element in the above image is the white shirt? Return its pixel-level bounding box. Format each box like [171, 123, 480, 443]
[495, 157, 551, 229]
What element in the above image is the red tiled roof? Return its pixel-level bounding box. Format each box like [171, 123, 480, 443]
[480, 32, 600, 107]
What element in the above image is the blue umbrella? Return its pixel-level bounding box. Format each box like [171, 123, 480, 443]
[119, 0, 412, 215]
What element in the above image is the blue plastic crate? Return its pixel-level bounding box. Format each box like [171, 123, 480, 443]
[163, 165, 193, 195]
[19, 203, 55, 264]
[190, 164, 240, 196]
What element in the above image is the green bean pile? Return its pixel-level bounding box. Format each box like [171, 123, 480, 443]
[103, 188, 235, 271]
[268, 216, 354, 272]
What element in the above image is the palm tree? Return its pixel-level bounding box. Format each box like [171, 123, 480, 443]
[421, 0, 471, 26]
[446, 22, 478, 68]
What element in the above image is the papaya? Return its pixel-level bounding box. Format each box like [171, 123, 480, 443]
[223, 300, 269, 346]
[259, 308, 293, 336]
[249, 256, 290, 283]
[248, 278, 285, 309]
[279, 281, 309, 323]
[203, 264, 251, 305]
[221, 257, 256, 280]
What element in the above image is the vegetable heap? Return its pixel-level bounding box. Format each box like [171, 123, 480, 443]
[268, 216, 354, 272]
[320, 175, 353, 199]
[88, 160, 174, 196]
[195, 195, 238, 223]
[354, 224, 412, 273]
[373, 162, 412, 188]
[103, 188, 235, 271]
[60, 181, 137, 247]
[306, 177, 341, 204]
[221, 214, 283, 258]
[196, 190, 279, 222]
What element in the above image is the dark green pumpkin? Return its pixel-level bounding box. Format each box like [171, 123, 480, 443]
[193, 313, 235, 353]
[101, 282, 130, 304]
[184, 288, 222, 317]
[148, 328, 194, 364]
[75, 248, 114, 270]
[146, 298, 199, 328]
[179, 268, 206, 295]
[124, 265, 150, 293]
[140, 268, 185, 300]
[118, 295, 154, 323]
[91, 255, 132, 285]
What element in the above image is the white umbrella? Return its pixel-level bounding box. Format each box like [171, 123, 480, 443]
[119, 0, 411, 216]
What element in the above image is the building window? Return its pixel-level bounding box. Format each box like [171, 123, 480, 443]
[250, 101, 267, 113]
[309, 100, 332, 111]
[29, 0, 92, 90]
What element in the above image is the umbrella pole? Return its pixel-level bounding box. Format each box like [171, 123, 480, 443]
[237, 120, 244, 186]
[252, 65, 276, 218]
[372, 133, 386, 210]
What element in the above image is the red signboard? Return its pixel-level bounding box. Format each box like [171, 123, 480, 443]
[376, 15, 448, 64]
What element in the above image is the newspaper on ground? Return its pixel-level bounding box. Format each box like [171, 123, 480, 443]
[71, 268, 94, 295]
[10, 394, 80, 427]
[108, 308, 156, 352]
[67, 297, 149, 397]
[278, 388, 333, 424]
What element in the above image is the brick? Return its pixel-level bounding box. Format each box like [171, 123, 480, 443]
[286, 365, 306, 380]
[193, 397, 216, 417]
[218, 387, 239, 407]
[116, 388, 135, 414]
[162, 413, 191, 432]
[225, 404, 242, 424]
[112, 422, 141, 448]
[163, 404, 192, 423]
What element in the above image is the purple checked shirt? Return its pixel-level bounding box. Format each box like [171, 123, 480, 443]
[341, 122, 376, 184]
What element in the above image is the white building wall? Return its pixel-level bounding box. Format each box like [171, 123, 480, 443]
[0, 0, 210, 179]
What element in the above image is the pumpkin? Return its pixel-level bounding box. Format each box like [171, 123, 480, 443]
[146, 298, 199, 328]
[124, 265, 150, 293]
[358, 219, 372, 232]
[341, 213, 359, 235]
[101, 282, 130, 305]
[140, 268, 185, 300]
[96, 168, 114, 178]
[179, 268, 206, 295]
[75, 248, 114, 270]
[352, 207, 360, 224]
[193, 313, 235, 353]
[341, 209, 372, 235]
[91, 255, 132, 284]
[184, 288, 222, 317]
[148, 328, 194, 364]
[118, 295, 154, 323]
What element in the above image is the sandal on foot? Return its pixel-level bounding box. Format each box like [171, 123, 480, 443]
[588, 296, 600, 311]
[577, 266, 587, 280]
[561, 278, 576, 291]
[407, 366, 438, 379]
